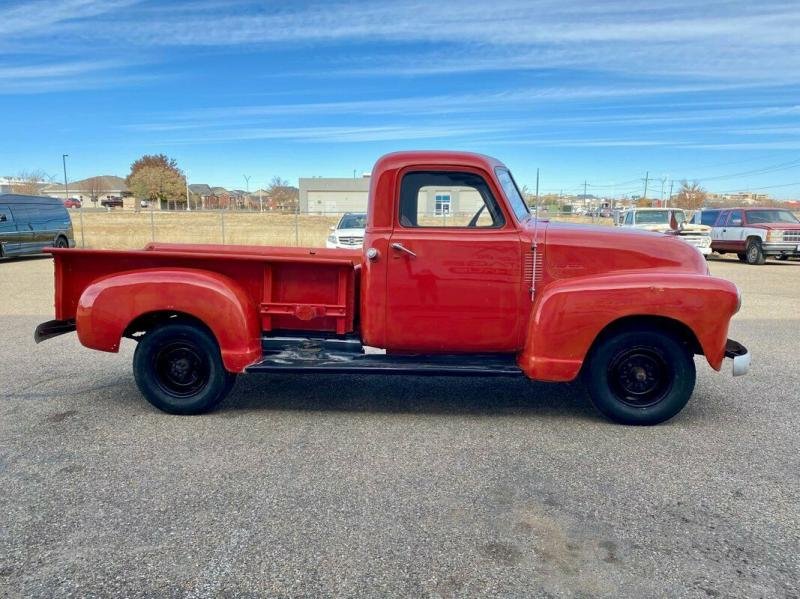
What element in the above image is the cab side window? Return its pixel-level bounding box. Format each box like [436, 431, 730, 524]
[398, 171, 505, 228]
[700, 210, 720, 226]
[624, 211, 633, 225]
[728, 210, 743, 226]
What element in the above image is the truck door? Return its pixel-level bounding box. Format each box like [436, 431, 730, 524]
[8, 205, 38, 254]
[385, 169, 522, 353]
[721, 210, 745, 252]
[0, 204, 20, 256]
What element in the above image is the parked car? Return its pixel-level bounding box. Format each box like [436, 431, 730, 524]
[100, 196, 124, 208]
[692, 207, 800, 264]
[326, 212, 366, 249]
[0, 194, 75, 258]
[62, 198, 82, 209]
[619, 207, 712, 255]
[35, 151, 748, 425]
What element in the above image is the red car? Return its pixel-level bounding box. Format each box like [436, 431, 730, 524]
[62, 198, 82, 209]
[35, 151, 749, 425]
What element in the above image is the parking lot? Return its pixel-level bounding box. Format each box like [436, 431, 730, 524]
[0, 254, 798, 597]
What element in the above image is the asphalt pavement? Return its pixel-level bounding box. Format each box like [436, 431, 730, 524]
[0, 254, 798, 597]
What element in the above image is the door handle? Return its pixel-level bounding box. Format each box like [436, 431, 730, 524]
[390, 242, 417, 258]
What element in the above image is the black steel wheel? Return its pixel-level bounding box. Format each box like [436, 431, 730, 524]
[607, 346, 672, 408]
[54, 236, 69, 248]
[584, 328, 696, 425]
[745, 238, 766, 265]
[133, 321, 235, 414]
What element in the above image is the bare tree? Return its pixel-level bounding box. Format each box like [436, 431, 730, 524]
[13, 170, 52, 195]
[266, 176, 299, 211]
[84, 176, 105, 205]
[674, 180, 707, 210]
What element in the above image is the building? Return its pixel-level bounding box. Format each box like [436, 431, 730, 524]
[299, 176, 370, 214]
[298, 175, 488, 217]
[41, 175, 130, 205]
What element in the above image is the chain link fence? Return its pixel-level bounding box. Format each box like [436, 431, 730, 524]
[67, 207, 605, 249]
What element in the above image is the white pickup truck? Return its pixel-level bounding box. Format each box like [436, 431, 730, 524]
[619, 208, 712, 255]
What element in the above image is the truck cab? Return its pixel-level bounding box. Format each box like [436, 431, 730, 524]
[35, 151, 749, 425]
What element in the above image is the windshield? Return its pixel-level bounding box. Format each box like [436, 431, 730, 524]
[495, 168, 530, 222]
[634, 210, 686, 225]
[746, 209, 799, 224]
[338, 213, 366, 229]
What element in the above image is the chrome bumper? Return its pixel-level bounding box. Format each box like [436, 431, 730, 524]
[724, 339, 750, 376]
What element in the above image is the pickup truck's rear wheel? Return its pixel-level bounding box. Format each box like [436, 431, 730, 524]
[584, 329, 695, 425]
[133, 321, 235, 415]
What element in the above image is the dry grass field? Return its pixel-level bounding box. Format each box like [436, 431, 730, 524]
[68, 211, 342, 249]
[69, 210, 601, 249]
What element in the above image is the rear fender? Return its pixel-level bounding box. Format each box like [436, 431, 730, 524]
[517, 273, 739, 381]
[76, 268, 261, 372]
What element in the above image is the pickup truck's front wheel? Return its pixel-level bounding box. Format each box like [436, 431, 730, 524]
[133, 321, 236, 415]
[584, 329, 695, 425]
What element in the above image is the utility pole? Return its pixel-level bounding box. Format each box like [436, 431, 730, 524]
[584, 180, 589, 220]
[667, 180, 674, 209]
[243, 175, 251, 210]
[259, 187, 263, 213]
[185, 177, 190, 211]
[642, 171, 649, 203]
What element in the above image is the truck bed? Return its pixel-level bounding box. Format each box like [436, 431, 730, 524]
[49, 243, 362, 335]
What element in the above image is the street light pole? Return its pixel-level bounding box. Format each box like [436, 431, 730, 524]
[243, 175, 251, 210]
[62, 154, 69, 201]
[63, 154, 84, 248]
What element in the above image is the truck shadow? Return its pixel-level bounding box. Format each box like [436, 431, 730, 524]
[221, 374, 601, 421]
[0, 254, 52, 263]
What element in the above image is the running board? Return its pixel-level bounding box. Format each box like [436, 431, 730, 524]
[246, 348, 523, 377]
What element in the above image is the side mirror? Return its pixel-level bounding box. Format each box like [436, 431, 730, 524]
[731, 218, 742, 226]
[0, 214, 6, 222]
[329, 226, 335, 232]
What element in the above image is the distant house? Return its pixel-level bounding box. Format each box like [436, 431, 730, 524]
[188, 184, 213, 209]
[42, 175, 130, 206]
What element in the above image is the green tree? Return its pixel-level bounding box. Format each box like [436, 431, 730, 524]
[126, 154, 185, 204]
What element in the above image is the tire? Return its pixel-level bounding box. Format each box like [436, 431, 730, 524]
[745, 238, 766, 265]
[133, 321, 236, 414]
[776, 255, 788, 261]
[736, 252, 747, 263]
[584, 328, 696, 425]
[54, 236, 69, 248]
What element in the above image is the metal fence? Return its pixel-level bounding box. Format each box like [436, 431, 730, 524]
[66, 207, 604, 250]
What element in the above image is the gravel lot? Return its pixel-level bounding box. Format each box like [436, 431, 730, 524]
[1, 254, 798, 598]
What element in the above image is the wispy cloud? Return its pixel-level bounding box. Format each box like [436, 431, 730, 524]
[0, 0, 138, 36]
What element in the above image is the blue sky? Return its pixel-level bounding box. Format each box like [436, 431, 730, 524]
[1, 0, 799, 198]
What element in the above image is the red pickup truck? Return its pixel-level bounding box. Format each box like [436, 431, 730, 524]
[35, 151, 749, 425]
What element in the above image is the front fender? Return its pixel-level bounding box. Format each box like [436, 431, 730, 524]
[76, 268, 261, 372]
[517, 273, 739, 381]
